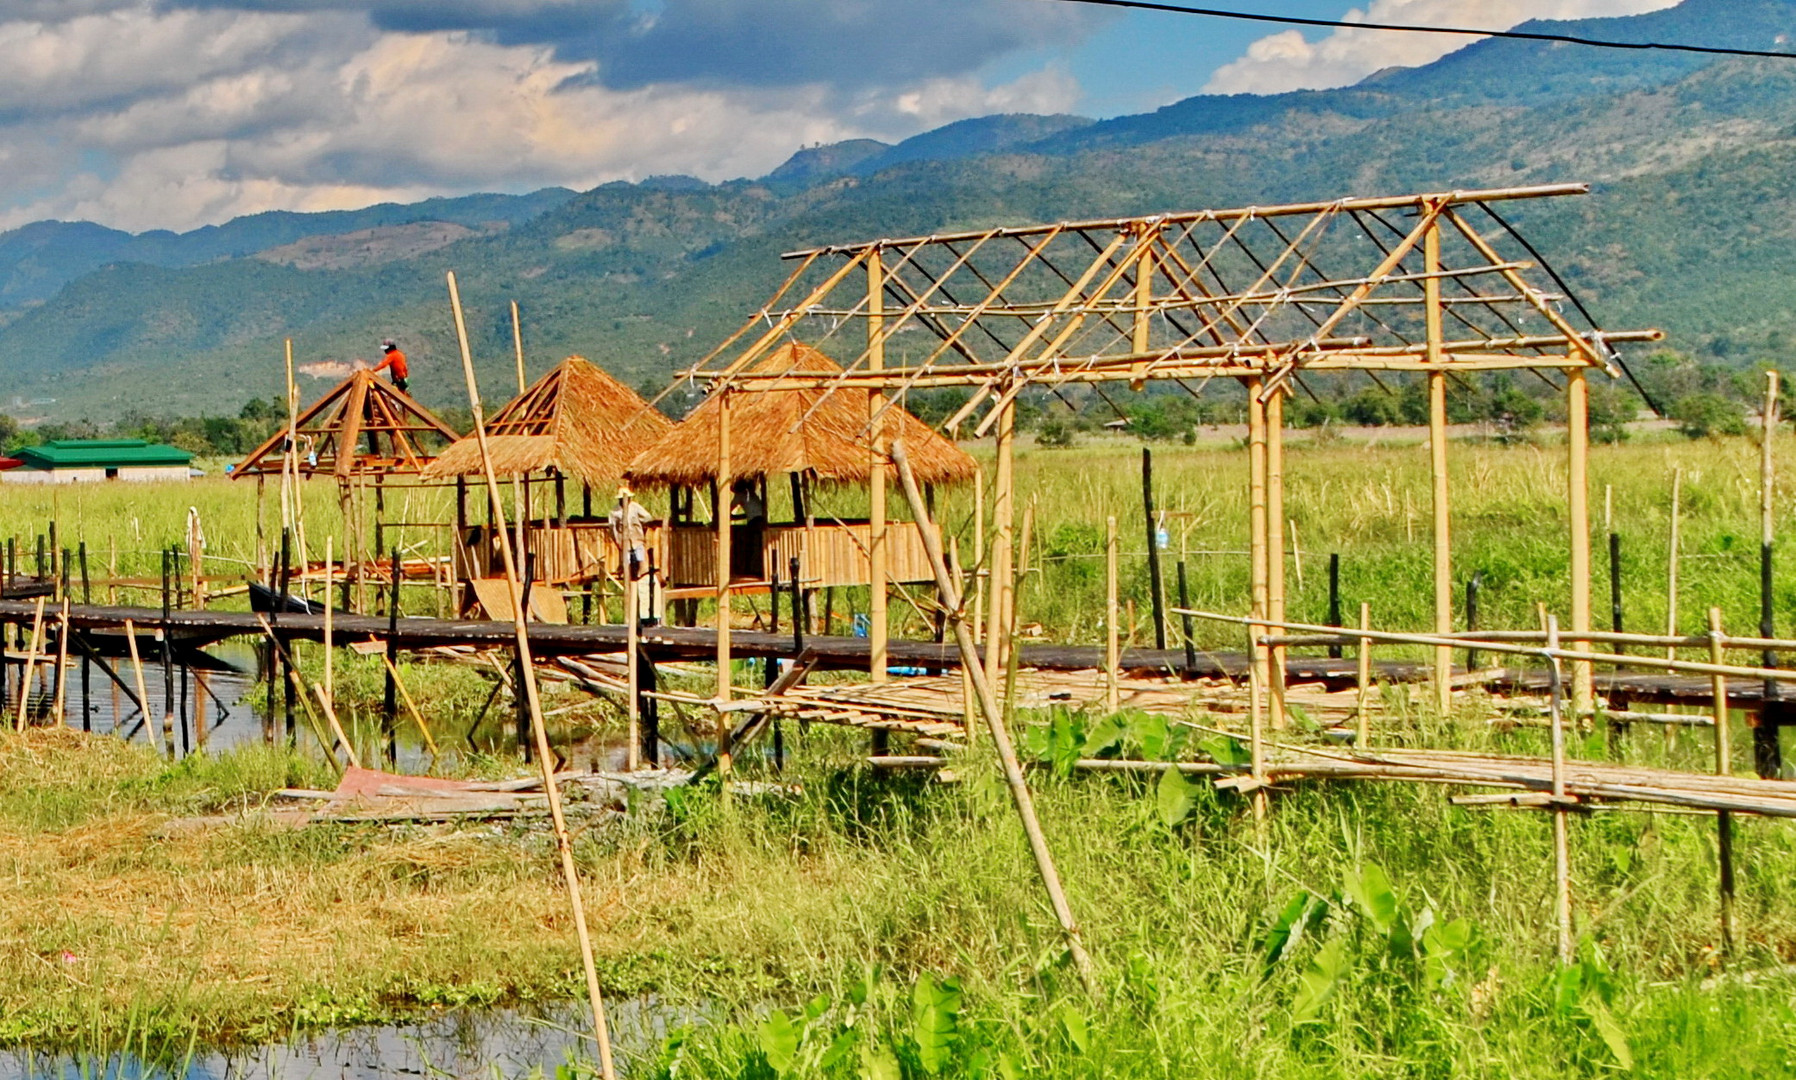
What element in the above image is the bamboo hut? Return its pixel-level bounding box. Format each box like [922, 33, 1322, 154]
[424, 356, 672, 590]
[626, 341, 976, 599]
[233, 369, 460, 480]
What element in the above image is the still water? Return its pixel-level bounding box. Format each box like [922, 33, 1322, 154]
[0, 1000, 692, 1080]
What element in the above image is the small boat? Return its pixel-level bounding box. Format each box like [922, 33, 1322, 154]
[248, 581, 341, 616]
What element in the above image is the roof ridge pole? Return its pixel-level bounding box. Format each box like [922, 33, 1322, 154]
[1425, 208, 1453, 717]
[868, 246, 889, 692]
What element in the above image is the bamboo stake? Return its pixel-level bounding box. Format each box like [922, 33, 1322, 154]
[950, 537, 974, 736]
[1425, 219, 1452, 716]
[715, 389, 733, 779]
[14, 596, 43, 730]
[868, 247, 888, 689]
[123, 619, 150, 740]
[1105, 516, 1119, 713]
[511, 300, 527, 394]
[984, 399, 1015, 685]
[1247, 376, 1272, 741]
[972, 463, 986, 647]
[1356, 601, 1373, 748]
[447, 270, 618, 1080]
[52, 599, 69, 727]
[251, 614, 343, 773]
[1710, 605, 1735, 957]
[379, 652, 440, 757]
[891, 439, 1095, 994]
[1568, 368, 1593, 716]
[626, 534, 640, 773]
[1667, 466, 1682, 661]
[323, 537, 334, 714]
[1266, 386, 1288, 729]
[1546, 614, 1573, 965]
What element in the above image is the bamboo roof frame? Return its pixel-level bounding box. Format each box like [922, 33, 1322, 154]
[232, 369, 462, 480]
[680, 184, 1661, 432]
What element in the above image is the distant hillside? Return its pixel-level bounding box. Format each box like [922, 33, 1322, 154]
[4, 0, 1796, 419]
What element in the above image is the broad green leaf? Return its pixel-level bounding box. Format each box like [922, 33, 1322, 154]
[1018, 723, 1050, 761]
[1155, 767, 1198, 827]
[1081, 714, 1127, 756]
[1129, 713, 1174, 760]
[911, 974, 962, 1075]
[757, 1010, 800, 1076]
[1059, 1004, 1090, 1054]
[1344, 862, 1399, 936]
[1552, 964, 1585, 1018]
[1200, 734, 1253, 768]
[997, 1052, 1021, 1080]
[1292, 936, 1349, 1023]
[1582, 999, 1634, 1070]
[804, 994, 831, 1020]
[861, 1042, 901, 1080]
[820, 1029, 861, 1071]
[1263, 892, 1316, 967]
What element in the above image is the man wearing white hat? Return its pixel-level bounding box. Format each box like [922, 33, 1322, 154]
[608, 485, 657, 625]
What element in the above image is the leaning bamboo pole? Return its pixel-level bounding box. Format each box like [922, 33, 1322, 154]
[14, 595, 43, 730]
[447, 270, 619, 1080]
[52, 599, 69, 727]
[891, 438, 1095, 994]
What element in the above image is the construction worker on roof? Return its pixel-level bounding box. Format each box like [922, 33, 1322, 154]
[372, 339, 409, 393]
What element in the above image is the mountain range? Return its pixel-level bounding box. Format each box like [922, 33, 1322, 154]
[5, 0, 1796, 420]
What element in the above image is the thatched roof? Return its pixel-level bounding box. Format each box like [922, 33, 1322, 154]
[423, 356, 670, 488]
[626, 342, 977, 488]
[232, 370, 461, 479]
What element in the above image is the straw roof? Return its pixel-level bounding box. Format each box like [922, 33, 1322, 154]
[232, 370, 461, 479]
[423, 356, 671, 488]
[626, 342, 977, 488]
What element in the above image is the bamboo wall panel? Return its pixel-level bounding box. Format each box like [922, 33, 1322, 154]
[664, 521, 938, 588]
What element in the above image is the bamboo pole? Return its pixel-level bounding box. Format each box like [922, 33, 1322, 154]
[715, 389, 734, 778]
[1357, 602, 1373, 748]
[1760, 370, 1782, 779]
[1246, 376, 1272, 740]
[447, 270, 619, 1080]
[1568, 368, 1593, 715]
[1667, 466, 1683, 661]
[1425, 219, 1452, 716]
[511, 300, 527, 395]
[14, 596, 43, 729]
[972, 464, 986, 647]
[1105, 515, 1119, 713]
[951, 537, 974, 736]
[379, 653, 440, 757]
[1710, 606, 1735, 957]
[123, 619, 150, 741]
[323, 537, 334, 715]
[869, 247, 888, 689]
[52, 599, 69, 727]
[984, 398, 1015, 685]
[1546, 614, 1573, 965]
[1266, 385, 1288, 729]
[891, 439, 1096, 994]
[626, 533, 640, 773]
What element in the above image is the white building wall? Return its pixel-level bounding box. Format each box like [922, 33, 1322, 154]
[1, 465, 189, 484]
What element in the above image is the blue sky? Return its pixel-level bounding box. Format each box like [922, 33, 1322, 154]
[0, 1, 1677, 232]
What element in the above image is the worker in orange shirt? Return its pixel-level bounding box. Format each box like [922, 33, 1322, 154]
[372, 339, 410, 393]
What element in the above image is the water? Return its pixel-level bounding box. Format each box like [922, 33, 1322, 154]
[0, 999, 693, 1080]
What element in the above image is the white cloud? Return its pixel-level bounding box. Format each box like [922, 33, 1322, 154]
[1204, 0, 1681, 96]
[0, 5, 1089, 232]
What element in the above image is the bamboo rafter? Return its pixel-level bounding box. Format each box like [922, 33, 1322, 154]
[683, 184, 1661, 431]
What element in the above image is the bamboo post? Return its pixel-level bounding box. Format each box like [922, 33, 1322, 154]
[1142, 448, 1166, 650]
[1709, 605, 1736, 956]
[984, 398, 1016, 685]
[124, 619, 150, 740]
[715, 390, 734, 777]
[626, 535, 640, 773]
[1246, 375, 1272, 737]
[1266, 385, 1288, 728]
[1568, 368, 1593, 715]
[1105, 515, 1120, 713]
[1425, 218, 1452, 716]
[52, 599, 69, 727]
[973, 464, 986, 645]
[1546, 614, 1573, 965]
[891, 439, 1095, 994]
[1759, 370, 1783, 778]
[1667, 466, 1683, 661]
[511, 299, 527, 394]
[323, 536, 334, 717]
[869, 247, 889, 691]
[380, 653, 440, 758]
[951, 537, 975, 736]
[1356, 602, 1373, 748]
[448, 271, 619, 1080]
[14, 596, 43, 729]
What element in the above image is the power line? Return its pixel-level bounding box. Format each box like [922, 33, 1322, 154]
[1042, 0, 1796, 61]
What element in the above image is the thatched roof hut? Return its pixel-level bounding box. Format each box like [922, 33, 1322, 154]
[424, 356, 670, 489]
[232, 369, 461, 479]
[626, 342, 977, 488]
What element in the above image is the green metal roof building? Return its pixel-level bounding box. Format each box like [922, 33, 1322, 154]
[3, 439, 193, 484]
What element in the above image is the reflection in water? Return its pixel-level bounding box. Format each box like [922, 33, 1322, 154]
[0, 999, 692, 1080]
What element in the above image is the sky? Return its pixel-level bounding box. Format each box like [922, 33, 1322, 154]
[0, 0, 1683, 233]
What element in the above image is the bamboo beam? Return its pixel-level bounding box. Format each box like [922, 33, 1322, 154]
[1246, 375, 1272, 749]
[868, 247, 888, 687]
[1266, 386, 1288, 730]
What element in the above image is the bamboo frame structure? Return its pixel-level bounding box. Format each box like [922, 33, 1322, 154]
[677, 184, 1658, 727]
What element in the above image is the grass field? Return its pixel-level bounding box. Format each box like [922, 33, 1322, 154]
[2, 430, 1795, 1076]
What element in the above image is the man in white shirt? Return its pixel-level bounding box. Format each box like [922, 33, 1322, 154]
[607, 486, 657, 625]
